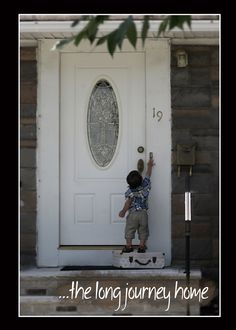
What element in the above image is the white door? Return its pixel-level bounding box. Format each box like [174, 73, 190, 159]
[60, 52, 146, 245]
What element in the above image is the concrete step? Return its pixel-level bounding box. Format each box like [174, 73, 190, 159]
[20, 295, 199, 316]
[20, 267, 205, 316]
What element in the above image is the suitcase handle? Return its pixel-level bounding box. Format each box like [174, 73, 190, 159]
[135, 259, 151, 265]
[133, 257, 157, 265]
[128, 257, 157, 265]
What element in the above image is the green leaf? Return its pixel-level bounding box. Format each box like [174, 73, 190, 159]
[85, 18, 98, 44]
[169, 16, 180, 30]
[94, 15, 110, 24]
[169, 15, 192, 31]
[96, 35, 108, 46]
[72, 16, 110, 47]
[71, 15, 90, 27]
[183, 15, 191, 28]
[157, 15, 192, 36]
[87, 25, 98, 44]
[74, 30, 86, 46]
[86, 16, 110, 44]
[157, 17, 169, 36]
[115, 18, 130, 49]
[71, 19, 80, 27]
[107, 31, 118, 56]
[88, 29, 98, 43]
[126, 17, 137, 49]
[53, 36, 75, 50]
[141, 16, 150, 47]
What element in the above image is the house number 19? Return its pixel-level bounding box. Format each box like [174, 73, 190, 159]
[153, 108, 163, 121]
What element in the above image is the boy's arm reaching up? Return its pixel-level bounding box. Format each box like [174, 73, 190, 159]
[146, 158, 155, 178]
[119, 198, 132, 218]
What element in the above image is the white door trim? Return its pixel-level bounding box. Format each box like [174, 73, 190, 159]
[145, 39, 171, 265]
[37, 39, 171, 266]
[37, 40, 60, 266]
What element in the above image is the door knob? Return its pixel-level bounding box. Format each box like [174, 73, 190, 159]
[137, 159, 144, 174]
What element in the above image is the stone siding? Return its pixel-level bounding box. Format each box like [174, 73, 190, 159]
[171, 45, 219, 268]
[20, 47, 37, 266]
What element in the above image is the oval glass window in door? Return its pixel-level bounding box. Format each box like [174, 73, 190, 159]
[87, 79, 119, 167]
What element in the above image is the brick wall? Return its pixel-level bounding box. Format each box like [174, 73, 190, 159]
[171, 46, 219, 267]
[20, 47, 37, 266]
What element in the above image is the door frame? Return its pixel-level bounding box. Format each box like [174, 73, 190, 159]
[37, 39, 171, 266]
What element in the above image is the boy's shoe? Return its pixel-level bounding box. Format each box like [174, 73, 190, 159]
[137, 245, 147, 253]
[122, 246, 133, 253]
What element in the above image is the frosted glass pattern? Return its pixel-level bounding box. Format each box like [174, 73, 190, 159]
[87, 80, 119, 167]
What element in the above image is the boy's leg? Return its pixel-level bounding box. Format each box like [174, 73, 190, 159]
[138, 240, 147, 253]
[138, 239, 147, 251]
[122, 239, 133, 253]
[123, 213, 138, 252]
[125, 213, 138, 245]
[126, 239, 132, 248]
[138, 211, 149, 252]
[139, 239, 146, 248]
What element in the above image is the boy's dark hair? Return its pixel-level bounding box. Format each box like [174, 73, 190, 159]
[126, 171, 142, 189]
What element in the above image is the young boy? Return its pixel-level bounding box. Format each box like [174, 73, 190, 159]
[119, 158, 155, 253]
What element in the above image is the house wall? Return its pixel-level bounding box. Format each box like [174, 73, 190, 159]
[19, 45, 219, 269]
[171, 45, 219, 268]
[20, 47, 37, 267]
